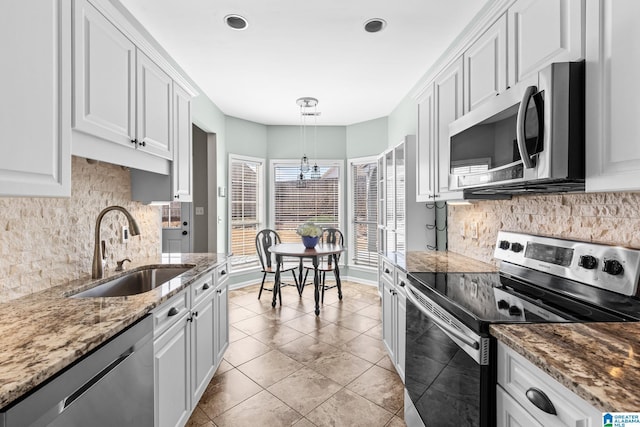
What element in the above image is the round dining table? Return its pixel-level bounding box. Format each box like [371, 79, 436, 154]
[268, 242, 345, 315]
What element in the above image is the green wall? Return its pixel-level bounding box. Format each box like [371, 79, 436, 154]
[267, 125, 347, 160]
[225, 116, 268, 158]
[388, 94, 418, 147]
[345, 117, 388, 159]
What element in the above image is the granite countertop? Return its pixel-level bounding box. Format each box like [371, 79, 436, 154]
[404, 250, 498, 273]
[491, 322, 640, 411]
[0, 253, 227, 409]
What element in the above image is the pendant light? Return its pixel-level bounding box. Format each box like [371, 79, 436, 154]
[296, 97, 319, 183]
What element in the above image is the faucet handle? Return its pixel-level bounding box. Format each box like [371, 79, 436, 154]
[116, 258, 132, 272]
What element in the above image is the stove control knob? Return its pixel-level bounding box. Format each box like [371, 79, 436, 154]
[497, 300, 510, 310]
[508, 305, 522, 316]
[603, 259, 624, 276]
[510, 242, 524, 253]
[498, 240, 511, 250]
[578, 255, 598, 270]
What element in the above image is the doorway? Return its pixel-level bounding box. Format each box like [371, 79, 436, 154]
[162, 202, 192, 252]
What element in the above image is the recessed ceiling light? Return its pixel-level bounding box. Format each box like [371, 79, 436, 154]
[364, 18, 387, 33]
[225, 14, 248, 30]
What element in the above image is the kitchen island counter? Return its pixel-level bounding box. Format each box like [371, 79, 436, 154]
[491, 322, 640, 412]
[0, 253, 227, 409]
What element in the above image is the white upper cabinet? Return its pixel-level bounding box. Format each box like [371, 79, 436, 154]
[585, 0, 640, 191]
[172, 84, 193, 202]
[416, 85, 435, 202]
[0, 0, 71, 197]
[434, 57, 464, 200]
[137, 50, 173, 160]
[73, 0, 135, 149]
[508, 0, 584, 86]
[464, 14, 507, 113]
[72, 0, 189, 175]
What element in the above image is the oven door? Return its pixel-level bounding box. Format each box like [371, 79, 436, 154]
[405, 283, 494, 427]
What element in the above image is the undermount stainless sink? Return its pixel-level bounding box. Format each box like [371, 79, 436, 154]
[71, 265, 195, 298]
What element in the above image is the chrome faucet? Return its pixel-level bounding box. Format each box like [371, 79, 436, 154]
[92, 206, 141, 279]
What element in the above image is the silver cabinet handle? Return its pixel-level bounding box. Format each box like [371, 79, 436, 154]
[526, 387, 557, 415]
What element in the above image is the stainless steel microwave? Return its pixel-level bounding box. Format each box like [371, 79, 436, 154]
[448, 61, 584, 198]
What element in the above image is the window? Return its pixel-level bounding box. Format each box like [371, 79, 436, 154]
[349, 157, 378, 268]
[161, 202, 182, 228]
[229, 155, 264, 268]
[271, 160, 342, 243]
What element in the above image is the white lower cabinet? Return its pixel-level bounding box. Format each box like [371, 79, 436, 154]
[496, 342, 600, 427]
[155, 305, 191, 427]
[380, 257, 406, 382]
[154, 266, 229, 427]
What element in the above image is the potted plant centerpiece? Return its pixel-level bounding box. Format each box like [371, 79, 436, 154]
[297, 222, 322, 248]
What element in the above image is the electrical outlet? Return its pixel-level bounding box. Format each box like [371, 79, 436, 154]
[470, 222, 478, 239]
[459, 224, 465, 237]
[122, 226, 129, 243]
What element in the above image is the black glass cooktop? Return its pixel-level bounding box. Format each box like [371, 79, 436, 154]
[407, 268, 639, 334]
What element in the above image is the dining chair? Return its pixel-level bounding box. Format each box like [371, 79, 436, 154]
[255, 229, 299, 300]
[302, 228, 344, 303]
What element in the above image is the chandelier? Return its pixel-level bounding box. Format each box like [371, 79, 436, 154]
[297, 97, 320, 186]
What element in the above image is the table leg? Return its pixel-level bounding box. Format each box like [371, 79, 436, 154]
[272, 255, 282, 308]
[313, 256, 320, 315]
[297, 258, 304, 297]
[333, 253, 343, 300]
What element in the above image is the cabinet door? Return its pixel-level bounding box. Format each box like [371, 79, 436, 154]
[73, 0, 135, 149]
[155, 316, 191, 427]
[191, 295, 215, 405]
[214, 283, 229, 363]
[173, 84, 193, 202]
[394, 143, 406, 253]
[508, 0, 584, 86]
[464, 14, 507, 113]
[496, 386, 543, 427]
[137, 50, 173, 160]
[0, 0, 71, 196]
[416, 85, 435, 202]
[434, 57, 464, 199]
[396, 287, 406, 383]
[381, 277, 395, 361]
[586, 0, 640, 191]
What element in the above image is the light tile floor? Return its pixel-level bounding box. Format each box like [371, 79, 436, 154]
[186, 280, 406, 427]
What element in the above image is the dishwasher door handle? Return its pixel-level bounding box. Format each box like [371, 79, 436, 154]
[62, 348, 133, 410]
[406, 285, 479, 350]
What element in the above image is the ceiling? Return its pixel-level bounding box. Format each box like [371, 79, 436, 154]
[119, 0, 488, 126]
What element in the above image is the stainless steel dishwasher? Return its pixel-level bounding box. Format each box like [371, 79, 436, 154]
[0, 315, 154, 427]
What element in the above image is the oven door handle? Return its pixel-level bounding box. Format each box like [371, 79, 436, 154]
[406, 286, 479, 350]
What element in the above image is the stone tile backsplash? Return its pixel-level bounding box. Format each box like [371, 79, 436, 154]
[448, 192, 640, 265]
[0, 156, 161, 302]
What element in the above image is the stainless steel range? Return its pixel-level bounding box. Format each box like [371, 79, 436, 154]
[404, 231, 640, 427]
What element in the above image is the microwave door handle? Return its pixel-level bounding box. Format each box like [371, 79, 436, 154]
[516, 85, 537, 169]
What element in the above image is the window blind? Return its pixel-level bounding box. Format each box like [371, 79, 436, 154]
[230, 158, 262, 266]
[273, 164, 340, 242]
[351, 161, 378, 267]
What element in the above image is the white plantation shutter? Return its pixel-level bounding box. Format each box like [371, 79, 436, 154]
[272, 163, 341, 242]
[351, 160, 378, 267]
[230, 156, 263, 267]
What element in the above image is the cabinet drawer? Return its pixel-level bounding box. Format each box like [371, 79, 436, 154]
[381, 258, 395, 283]
[153, 289, 189, 337]
[191, 272, 214, 307]
[497, 342, 600, 427]
[215, 261, 229, 286]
